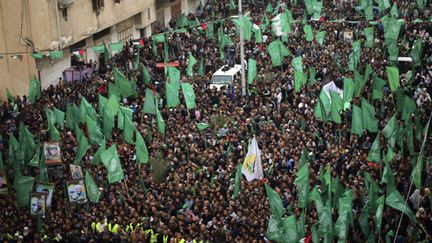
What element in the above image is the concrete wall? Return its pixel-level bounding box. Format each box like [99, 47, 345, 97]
[0, 0, 156, 100]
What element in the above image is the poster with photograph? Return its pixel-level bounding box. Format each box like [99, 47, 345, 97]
[36, 184, 55, 207]
[70, 164, 83, 179]
[44, 142, 62, 165]
[30, 193, 46, 218]
[0, 170, 8, 195]
[67, 180, 87, 204]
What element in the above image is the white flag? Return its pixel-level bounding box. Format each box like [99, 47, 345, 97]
[241, 137, 264, 181]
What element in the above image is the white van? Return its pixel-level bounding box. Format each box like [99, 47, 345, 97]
[210, 65, 242, 90]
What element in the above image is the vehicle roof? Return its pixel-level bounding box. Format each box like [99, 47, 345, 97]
[212, 65, 242, 77]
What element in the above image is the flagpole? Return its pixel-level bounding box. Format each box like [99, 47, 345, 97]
[239, 0, 246, 96]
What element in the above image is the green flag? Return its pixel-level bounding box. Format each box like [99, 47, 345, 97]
[343, 78, 355, 110]
[367, 133, 381, 162]
[330, 91, 343, 124]
[101, 144, 125, 184]
[383, 19, 401, 45]
[135, 130, 149, 164]
[232, 16, 253, 41]
[153, 34, 165, 43]
[375, 196, 385, 232]
[74, 134, 89, 165]
[386, 191, 417, 223]
[19, 123, 36, 162]
[390, 3, 399, 18]
[361, 99, 378, 133]
[417, 0, 425, 9]
[196, 123, 209, 131]
[6, 89, 14, 103]
[283, 216, 299, 243]
[98, 94, 108, 117]
[316, 31, 326, 45]
[166, 82, 181, 108]
[181, 83, 197, 110]
[349, 40, 361, 71]
[91, 139, 106, 166]
[295, 164, 309, 208]
[104, 44, 111, 61]
[229, 0, 236, 10]
[80, 97, 98, 122]
[248, 59, 257, 84]
[114, 68, 137, 98]
[294, 71, 307, 92]
[49, 50, 63, 59]
[383, 113, 397, 142]
[303, 25, 314, 42]
[85, 170, 101, 203]
[386, 66, 400, 92]
[291, 56, 303, 72]
[143, 89, 156, 115]
[86, 115, 103, 145]
[411, 118, 430, 188]
[309, 186, 324, 214]
[14, 174, 35, 207]
[197, 58, 204, 77]
[28, 146, 40, 167]
[354, 70, 366, 97]
[264, 184, 285, 221]
[268, 40, 283, 67]
[156, 106, 165, 135]
[142, 66, 151, 85]
[186, 52, 197, 77]
[351, 105, 363, 135]
[123, 109, 135, 144]
[232, 164, 242, 199]
[45, 108, 60, 141]
[364, 27, 374, 48]
[103, 111, 115, 139]
[265, 2, 274, 13]
[372, 76, 386, 100]
[410, 39, 424, 67]
[378, 0, 391, 11]
[309, 67, 316, 84]
[109, 42, 123, 53]
[28, 76, 41, 104]
[401, 95, 417, 121]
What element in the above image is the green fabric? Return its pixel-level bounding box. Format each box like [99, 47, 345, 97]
[73, 134, 89, 165]
[229, 0, 236, 10]
[196, 123, 209, 131]
[98, 94, 108, 117]
[232, 16, 253, 41]
[6, 89, 14, 103]
[283, 216, 299, 243]
[330, 91, 343, 124]
[295, 164, 309, 208]
[166, 82, 181, 108]
[197, 58, 204, 77]
[114, 68, 137, 98]
[123, 109, 135, 144]
[364, 27, 374, 48]
[417, 0, 425, 10]
[156, 106, 165, 135]
[109, 42, 123, 52]
[91, 139, 106, 166]
[264, 184, 285, 221]
[280, 11, 291, 34]
[386, 66, 400, 92]
[411, 118, 430, 188]
[143, 89, 156, 115]
[401, 95, 417, 121]
[142, 66, 151, 85]
[410, 39, 424, 67]
[303, 25, 314, 42]
[105, 94, 120, 117]
[118, 105, 132, 130]
[367, 133, 381, 162]
[102, 111, 113, 138]
[386, 191, 417, 223]
[133, 53, 140, 70]
[248, 59, 257, 84]
[351, 105, 363, 135]
[349, 40, 361, 71]
[309, 67, 316, 84]
[294, 71, 307, 92]
[383, 19, 401, 46]
[45, 108, 60, 141]
[390, 4, 399, 18]
[168, 66, 180, 90]
[291, 56, 303, 72]
[135, 130, 149, 164]
[268, 40, 283, 67]
[14, 174, 35, 208]
[31, 52, 43, 59]
[383, 113, 397, 147]
[382, 159, 397, 193]
[181, 83, 197, 110]
[343, 78, 355, 110]
[108, 82, 121, 99]
[19, 123, 36, 162]
[309, 186, 324, 214]
[85, 170, 101, 203]
[372, 76, 387, 100]
[28, 146, 40, 167]
[319, 90, 331, 114]
[354, 70, 365, 97]
[314, 98, 328, 121]
[176, 14, 188, 28]
[28, 76, 41, 104]
[92, 45, 105, 53]
[153, 34, 165, 43]
[80, 97, 98, 122]
[86, 115, 103, 145]
[334, 195, 352, 242]
[49, 50, 63, 59]
[378, 0, 391, 12]
[101, 144, 125, 184]
[186, 52, 197, 77]
[361, 99, 378, 133]
[232, 164, 242, 199]
[316, 31, 326, 45]
[265, 2, 274, 13]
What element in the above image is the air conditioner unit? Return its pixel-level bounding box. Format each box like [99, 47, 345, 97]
[58, 0, 74, 9]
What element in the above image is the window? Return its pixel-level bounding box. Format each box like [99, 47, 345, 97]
[93, 28, 111, 41]
[92, 0, 104, 12]
[147, 8, 151, 20]
[114, 0, 121, 3]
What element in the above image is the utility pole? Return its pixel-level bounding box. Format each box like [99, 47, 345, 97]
[239, 0, 246, 96]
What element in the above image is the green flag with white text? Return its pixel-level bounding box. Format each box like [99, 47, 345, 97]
[101, 144, 125, 184]
[186, 53, 197, 77]
[85, 170, 101, 203]
[248, 59, 257, 84]
[135, 130, 149, 164]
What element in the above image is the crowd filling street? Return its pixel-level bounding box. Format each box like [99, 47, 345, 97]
[1, 0, 432, 242]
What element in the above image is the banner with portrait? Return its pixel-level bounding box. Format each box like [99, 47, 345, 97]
[44, 142, 62, 165]
[36, 183, 55, 207]
[67, 179, 87, 204]
[70, 164, 83, 179]
[30, 193, 46, 218]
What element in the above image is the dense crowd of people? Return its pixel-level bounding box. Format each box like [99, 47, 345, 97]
[1, 0, 432, 242]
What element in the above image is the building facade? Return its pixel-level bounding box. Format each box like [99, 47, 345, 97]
[0, 0, 157, 100]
